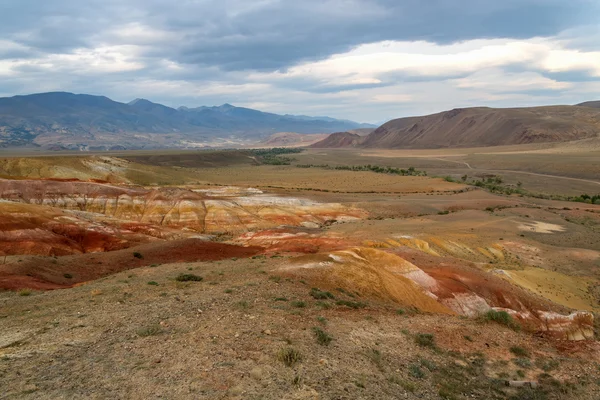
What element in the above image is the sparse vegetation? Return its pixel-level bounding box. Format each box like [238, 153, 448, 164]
[415, 333, 436, 349]
[18, 289, 32, 296]
[296, 163, 427, 176]
[63, 273, 73, 279]
[309, 287, 335, 300]
[147, 281, 159, 286]
[277, 347, 302, 367]
[312, 327, 333, 346]
[481, 309, 520, 331]
[136, 324, 162, 337]
[133, 252, 143, 259]
[510, 346, 530, 358]
[335, 299, 367, 309]
[175, 273, 203, 282]
[291, 300, 306, 308]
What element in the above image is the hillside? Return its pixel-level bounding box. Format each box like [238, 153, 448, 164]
[578, 101, 600, 108]
[0, 92, 371, 150]
[309, 131, 365, 148]
[312, 105, 600, 149]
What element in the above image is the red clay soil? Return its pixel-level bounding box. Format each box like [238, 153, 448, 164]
[0, 239, 263, 290]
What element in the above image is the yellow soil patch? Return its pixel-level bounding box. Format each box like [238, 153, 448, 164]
[501, 268, 598, 311]
[281, 247, 454, 315]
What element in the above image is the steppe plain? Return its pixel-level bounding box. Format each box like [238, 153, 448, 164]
[1, 142, 599, 399]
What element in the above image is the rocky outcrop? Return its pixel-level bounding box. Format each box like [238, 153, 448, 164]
[0, 179, 366, 236]
[279, 247, 595, 340]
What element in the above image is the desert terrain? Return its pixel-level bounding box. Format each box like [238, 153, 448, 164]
[1, 143, 600, 399]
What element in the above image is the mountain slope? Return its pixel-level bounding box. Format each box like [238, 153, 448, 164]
[0, 92, 370, 149]
[577, 101, 600, 108]
[310, 131, 365, 148]
[316, 105, 600, 149]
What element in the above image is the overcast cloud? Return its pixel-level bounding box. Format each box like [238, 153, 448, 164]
[0, 0, 599, 123]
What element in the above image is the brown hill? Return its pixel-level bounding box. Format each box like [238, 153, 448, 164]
[316, 105, 600, 149]
[577, 101, 600, 108]
[309, 131, 365, 148]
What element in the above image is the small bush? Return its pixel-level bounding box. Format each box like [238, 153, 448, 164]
[137, 324, 161, 337]
[415, 333, 436, 348]
[513, 358, 532, 368]
[224, 289, 233, 294]
[278, 347, 302, 367]
[310, 288, 335, 300]
[316, 316, 327, 325]
[235, 300, 250, 310]
[388, 376, 416, 392]
[335, 300, 367, 309]
[481, 309, 520, 331]
[396, 309, 405, 315]
[313, 327, 333, 346]
[510, 346, 530, 358]
[147, 281, 159, 286]
[175, 274, 203, 282]
[409, 363, 425, 379]
[63, 273, 73, 279]
[274, 297, 288, 301]
[18, 289, 32, 297]
[367, 348, 383, 370]
[268, 275, 281, 283]
[291, 300, 306, 308]
[133, 252, 143, 259]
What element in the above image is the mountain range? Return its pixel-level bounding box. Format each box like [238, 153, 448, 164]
[0, 92, 374, 150]
[311, 103, 600, 149]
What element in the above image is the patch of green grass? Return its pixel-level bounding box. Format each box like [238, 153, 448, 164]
[273, 297, 288, 301]
[313, 327, 333, 346]
[536, 359, 560, 372]
[147, 281, 159, 286]
[316, 301, 331, 310]
[395, 308, 405, 315]
[291, 300, 306, 308]
[335, 300, 367, 309]
[175, 273, 203, 282]
[316, 316, 327, 325]
[224, 288, 233, 294]
[136, 324, 161, 337]
[366, 348, 383, 370]
[235, 300, 251, 310]
[388, 376, 416, 392]
[409, 363, 425, 379]
[415, 333, 436, 349]
[481, 309, 520, 331]
[18, 289, 32, 296]
[277, 347, 302, 367]
[510, 346, 530, 358]
[309, 288, 335, 300]
[513, 358, 532, 368]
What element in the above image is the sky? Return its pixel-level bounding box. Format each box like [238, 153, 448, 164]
[0, 0, 599, 123]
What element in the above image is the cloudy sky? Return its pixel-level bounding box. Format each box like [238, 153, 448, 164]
[1, 0, 599, 123]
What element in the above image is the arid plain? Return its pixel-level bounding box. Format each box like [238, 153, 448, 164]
[1, 143, 599, 399]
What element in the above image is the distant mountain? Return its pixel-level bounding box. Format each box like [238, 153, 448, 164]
[577, 101, 600, 108]
[312, 105, 600, 149]
[0, 92, 371, 150]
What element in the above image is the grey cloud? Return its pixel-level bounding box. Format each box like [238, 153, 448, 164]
[2, 0, 598, 72]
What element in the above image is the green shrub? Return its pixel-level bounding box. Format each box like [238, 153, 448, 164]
[137, 324, 161, 337]
[313, 327, 333, 346]
[310, 288, 335, 300]
[175, 274, 203, 282]
[415, 333, 436, 348]
[147, 281, 159, 286]
[481, 309, 520, 331]
[291, 300, 306, 308]
[335, 300, 367, 309]
[63, 273, 73, 279]
[133, 252, 143, 259]
[510, 346, 530, 358]
[277, 347, 302, 367]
